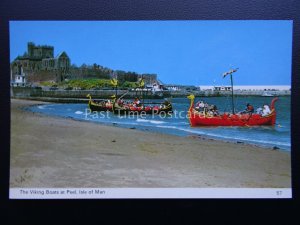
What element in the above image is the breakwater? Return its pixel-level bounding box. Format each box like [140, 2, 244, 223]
[11, 87, 291, 103]
[11, 87, 168, 101]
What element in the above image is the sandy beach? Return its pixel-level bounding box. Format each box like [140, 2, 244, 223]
[10, 99, 291, 188]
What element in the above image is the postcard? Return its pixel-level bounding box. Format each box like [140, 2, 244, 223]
[9, 20, 292, 199]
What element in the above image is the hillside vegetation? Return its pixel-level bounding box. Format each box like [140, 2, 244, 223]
[40, 79, 138, 90]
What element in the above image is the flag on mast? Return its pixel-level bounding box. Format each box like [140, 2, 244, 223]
[222, 68, 239, 78]
[110, 78, 118, 87]
[137, 78, 145, 88]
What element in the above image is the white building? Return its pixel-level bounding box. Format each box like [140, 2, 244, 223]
[10, 65, 26, 87]
[166, 85, 181, 91]
[199, 85, 291, 91]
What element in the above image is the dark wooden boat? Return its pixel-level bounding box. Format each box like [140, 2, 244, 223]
[111, 76, 172, 115]
[187, 94, 278, 126]
[87, 94, 113, 112]
[112, 100, 173, 115]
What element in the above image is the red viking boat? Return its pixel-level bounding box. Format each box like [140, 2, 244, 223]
[187, 67, 278, 127]
[187, 94, 278, 127]
[112, 99, 173, 115]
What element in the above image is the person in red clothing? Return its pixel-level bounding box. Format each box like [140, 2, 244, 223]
[133, 97, 141, 107]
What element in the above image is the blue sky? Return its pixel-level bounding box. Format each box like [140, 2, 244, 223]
[10, 21, 292, 85]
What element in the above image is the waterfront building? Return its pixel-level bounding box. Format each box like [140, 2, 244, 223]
[165, 84, 199, 92]
[10, 65, 26, 87]
[214, 86, 232, 91]
[199, 85, 291, 91]
[199, 85, 291, 96]
[166, 85, 181, 91]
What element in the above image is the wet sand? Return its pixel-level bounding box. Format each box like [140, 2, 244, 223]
[10, 99, 291, 188]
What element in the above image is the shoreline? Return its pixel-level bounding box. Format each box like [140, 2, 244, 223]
[23, 98, 290, 152]
[10, 99, 291, 188]
[42, 114, 289, 153]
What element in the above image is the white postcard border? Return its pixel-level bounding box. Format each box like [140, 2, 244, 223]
[9, 188, 292, 199]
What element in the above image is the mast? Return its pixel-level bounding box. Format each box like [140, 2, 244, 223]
[222, 68, 238, 114]
[115, 74, 118, 98]
[141, 76, 144, 106]
[138, 76, 145, 107]
[230, 73, 235, 114]
[110, 78, 118, 99]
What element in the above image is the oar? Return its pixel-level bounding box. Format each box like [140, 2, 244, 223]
[117, 91, 129, 101]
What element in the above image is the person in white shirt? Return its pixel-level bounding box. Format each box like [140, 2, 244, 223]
[262, 104, 271, 116]
[195, 101, 205, 111]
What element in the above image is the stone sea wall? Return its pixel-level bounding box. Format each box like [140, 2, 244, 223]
[10, 87, 168, 101]
[11, 87, 291, 103]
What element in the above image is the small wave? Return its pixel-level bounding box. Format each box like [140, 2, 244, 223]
[150, 120, 166, 124]
[179, 122, 189, 125]
[156, 125, 178, 129]
[37, 105, 46, 109]
[136, 118, 166, 124]
[136, 118, 150, 123]
[75, 111, 84, 114]
[175, 127, 206, 136]
[113, 122, 139, 126]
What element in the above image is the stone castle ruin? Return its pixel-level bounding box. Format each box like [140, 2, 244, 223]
[11, 42, 70, 86]
[10, 42, 159, 88]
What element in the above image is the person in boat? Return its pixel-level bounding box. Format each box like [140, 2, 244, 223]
[195, 101, 199, 109]
[105, 100, 111, 107]
[203, 102, 210, 114]
[256, 107, 263, 115]
[160, 100, 171, 109]
[206, 104, 218, 116]
[195, 101, 205, 111]
[246, 103, 254, 113]
[133, 97, 141, 107]
[211, 104, 219, 116]
[262, 104, 271, 116]
[240, 103, 254, 114]
[117, 99, 124, 107]
[123, 100, 130, 109]
[165, 100, 171, 107]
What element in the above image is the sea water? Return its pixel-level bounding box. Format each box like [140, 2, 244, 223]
[27, 96, 291, 151]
